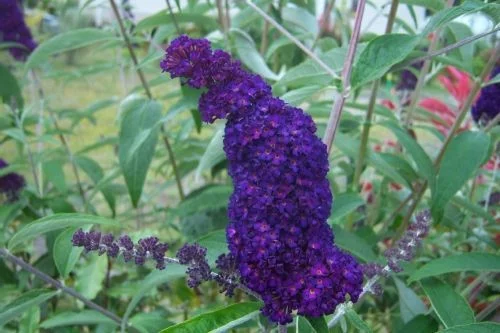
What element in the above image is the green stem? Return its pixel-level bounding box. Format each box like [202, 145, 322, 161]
[347, 0, 399, 229]
[399, 45, 500, 231]
[109, 0, 185, 200]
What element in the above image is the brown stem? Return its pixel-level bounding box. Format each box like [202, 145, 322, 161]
[109, 0, 185, 200]
[164, 0, 180, 34]
[0, 248, 141, 333]
[322, 0, 367, 154]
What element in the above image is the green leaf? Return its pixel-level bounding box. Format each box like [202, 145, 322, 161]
[159, 302, 262, 333]
[8, 213, 117, 251]
[195, 127, 225, 181]
[396, 315, 439, 333]
[282, 6, 318, 37]
[331, 225, 377, 262]
[135, 12, 218, 31]
[53, 226, 91, 279]
[431, 131, 490, 221]
[0, 289, 58, 325]
[345, 308, 373, 333]
[122, 265, 186, 327]
[450, 196, 496, 225]
[330, 192, 365, 222]
[232, 29, 280, 81]
[408, 253, 500, 282]
[381, 121, 435, 187]
[25, 28, 116, 70]
[436, 322, 500, 333]
[400, 0, 444, 12]
[281, 85, 322, 105]
[175, 185, 232, 217]
[197, 230, 228, 265]
[394, 277, 427, 324]
[75, 255, 107, 300]
[118, 96, 161, 207]
[40, 310, 116, 328]
[0, 63, 23, 110]
[74, 156, 116, 216]
[351, 34, 419, 88]
[19, 306, 39, 333]
[43, 159, 67, 193]
[130, 312, 174, 333]
[421, 278, 475, 328]
[305, 316, 328, 333]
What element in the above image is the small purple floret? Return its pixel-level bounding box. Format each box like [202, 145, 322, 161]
[0, 159, 25, 202]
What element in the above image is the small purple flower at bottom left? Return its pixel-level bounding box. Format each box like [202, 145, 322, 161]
[0, 158, 25, 202]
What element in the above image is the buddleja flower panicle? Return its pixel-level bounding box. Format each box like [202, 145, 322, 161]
[161, 35, 364, 324]
[0, 0, 37, 61]
[472, 65, 500, 125]
[0, 159, 25, 202]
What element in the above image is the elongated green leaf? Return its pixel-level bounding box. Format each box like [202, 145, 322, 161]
[8, 214, 117, 251]
[394, 278, 427, 323]
[74, 155, 116, 216]
[400, 0, 444, 11]
[305, 316, 328, 333]
[160, 302, 262, 333]
[330, 192, 365, 222]
[197, 230, 228, 265]
[75, 255, 107, 300]
[122, 265, 186, 326]
[421, 278, 474, 328]
[409, 253, 500, 282]
[331, 225, 377, 262]
[397, 315, 439, 333]
[118, 96, 161, 207]
[130, 312, 174, 333]
[381, 121, 435, 187]
[175, 185, 232, 217]
[19, 306, 39, 333]
[53, 226, 91, 279]
[282, 6, 318, 37]
[432, 131, 490, 221]
[0, 289, 58, 325]
[346, 308, 373, 333]
[281, 85, 322, 105]
[25, 28, 116, 70]
[136, 11, 218, 31]
[436, 322, 499, 333]
[232, 29, 280, 81]
[351, 34, 419, 88]
[451, 196, 496, 225]
[0, 63, 23, 110]
[195, 127, 225, 181]
[40, 310, 116, 328]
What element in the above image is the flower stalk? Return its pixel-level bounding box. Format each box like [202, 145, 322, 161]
[323, 0, 367, 154]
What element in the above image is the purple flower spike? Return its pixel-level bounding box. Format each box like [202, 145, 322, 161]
[472, 65, 500, 125]
[0, 0, 37, 61]
[161, 35, 364, 324]
[0, 159, 25, 202]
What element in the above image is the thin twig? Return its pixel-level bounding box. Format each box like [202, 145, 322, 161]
[476, 298, 500, 321]
[403, 26, 500, 68]
[404, 0, 455, 128]
[109, 0, 185, 200]
[322, 0, 367, 154]
[164, 0, 180, 34]
[245, 0, 339, 79]
[484, 112, 500, 132]
[0, 248, 141, 333]
[31, 71, 87, 207]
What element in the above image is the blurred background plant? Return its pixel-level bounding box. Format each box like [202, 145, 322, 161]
[0, 0, 499, 332]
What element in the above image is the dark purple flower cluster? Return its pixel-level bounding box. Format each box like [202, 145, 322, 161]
[176, 243, 211, 288]
[384, 211, 430, 272]
[396, 60, 424, 91]
[214, 253, 239, 297]
[472, 65, 500, 125]
[161, 35, 363, 324]
[0, 0, 37, 61]
[72, 229, 169, 270]
[0, 158, 25, 202]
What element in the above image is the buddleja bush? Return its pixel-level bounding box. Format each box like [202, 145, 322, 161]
[1, 0, 499, 332]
